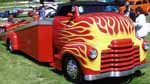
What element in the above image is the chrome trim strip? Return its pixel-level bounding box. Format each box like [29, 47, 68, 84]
[84, 64, 146, 81]
[0, 20, 53, 36]
[14, 20, 53, 32]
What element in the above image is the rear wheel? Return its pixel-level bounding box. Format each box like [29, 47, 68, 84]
[7, 40, 14, 52]
[63, 57, 83, 83]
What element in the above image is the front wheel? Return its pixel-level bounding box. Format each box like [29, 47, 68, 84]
[63, 57, 83, 83]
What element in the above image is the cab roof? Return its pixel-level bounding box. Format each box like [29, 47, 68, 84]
[59, 1, 116, 7]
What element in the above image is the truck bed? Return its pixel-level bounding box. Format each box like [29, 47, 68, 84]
[15, 20, 54, 62]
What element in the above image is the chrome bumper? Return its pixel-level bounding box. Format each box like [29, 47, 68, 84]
[84, 64, 146, 81]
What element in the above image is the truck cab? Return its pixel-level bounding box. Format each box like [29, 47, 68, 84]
[52, 1, 147, 82]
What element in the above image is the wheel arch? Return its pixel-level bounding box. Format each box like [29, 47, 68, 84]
[60, 42, 91, 71]
[6, 31, 19, 50]
[61, 52, 84, 83]
[61, 53, 82, 71]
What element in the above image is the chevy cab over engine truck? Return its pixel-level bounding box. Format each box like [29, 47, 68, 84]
[0, 1, 148, 83]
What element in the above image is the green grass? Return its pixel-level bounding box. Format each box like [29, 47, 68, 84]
[146, 16, 150, 23]
[0, 41, 73, 84]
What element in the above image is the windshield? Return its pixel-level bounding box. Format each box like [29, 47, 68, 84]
[78, 5, 118, 14]
[56, 2, 118, 16]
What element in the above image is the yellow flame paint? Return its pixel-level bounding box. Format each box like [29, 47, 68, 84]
[61, 15, 146, 71]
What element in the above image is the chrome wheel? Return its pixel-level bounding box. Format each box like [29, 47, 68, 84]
[66, 59, 78, 79]
[63, 57, 83, 83]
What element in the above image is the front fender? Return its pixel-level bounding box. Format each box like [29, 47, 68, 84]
[62, 42, 89, 63]
[61, 42, 101, 74]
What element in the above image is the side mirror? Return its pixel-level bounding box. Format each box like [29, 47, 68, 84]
[73, 6, 79, 18]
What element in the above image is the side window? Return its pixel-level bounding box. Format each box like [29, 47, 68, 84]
[56, 5, 72, 16]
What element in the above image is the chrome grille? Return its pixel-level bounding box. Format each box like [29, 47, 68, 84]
[101, 39, 140, 73]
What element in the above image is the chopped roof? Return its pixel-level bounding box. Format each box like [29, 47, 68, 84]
[59, 1, 116, 6]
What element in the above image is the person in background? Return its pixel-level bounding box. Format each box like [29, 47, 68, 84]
[134, 7, 148, 38]
[124, 2, 136, 21]
[33, 12, 39, 21]
[39, 6, 46, 20]
[8, 14, 14, 23]
[124, 2, 130, 16]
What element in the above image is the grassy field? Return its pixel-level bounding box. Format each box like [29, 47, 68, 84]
[146, 16, 150, 22]
[0, 41, 73, 84]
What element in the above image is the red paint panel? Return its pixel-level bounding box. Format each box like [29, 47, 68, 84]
[17, 26, 38, 59]
[38, 25, 53, 62]
[16, 25, 53, 62]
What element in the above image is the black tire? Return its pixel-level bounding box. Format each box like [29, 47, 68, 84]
[7, 40, 14, 53]
[63, 57, 83, 83]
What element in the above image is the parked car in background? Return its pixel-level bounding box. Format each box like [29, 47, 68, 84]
[28, 3, 57, 17]
[0, 11, 10, 18]
[0, 7, 24, 18]
[9, 7, 24, 17]
[119, 0, 150, 15]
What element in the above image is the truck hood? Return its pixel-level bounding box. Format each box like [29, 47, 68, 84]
[73, 12, 136, 45]
[78, 12, 135, 35]
[61, 12, 136, 48]
[60, 12, 144, 71]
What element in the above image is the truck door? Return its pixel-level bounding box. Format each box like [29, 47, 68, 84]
[53, 5, 73, 53]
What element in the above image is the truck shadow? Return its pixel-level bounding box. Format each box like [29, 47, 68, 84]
[11, 50, 50, 67]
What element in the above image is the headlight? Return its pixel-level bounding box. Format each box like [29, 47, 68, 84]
[143, 43, 150, 50]
[89, 49, 97, 60]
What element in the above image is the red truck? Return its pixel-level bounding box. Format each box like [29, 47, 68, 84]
[0, 1, 148, 83]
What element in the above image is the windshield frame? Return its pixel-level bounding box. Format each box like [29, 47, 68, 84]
[55, 1, 119, 16]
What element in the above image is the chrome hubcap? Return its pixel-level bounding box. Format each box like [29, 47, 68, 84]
[66, 59, 78, 79]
